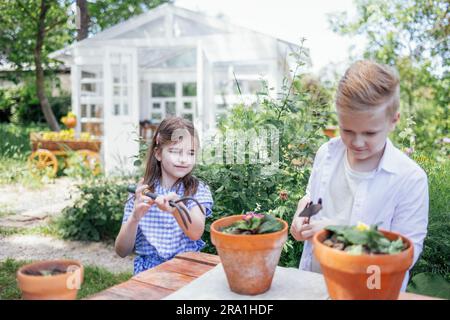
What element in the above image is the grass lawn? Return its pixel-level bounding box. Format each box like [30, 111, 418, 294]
[0, 258, 132, 300]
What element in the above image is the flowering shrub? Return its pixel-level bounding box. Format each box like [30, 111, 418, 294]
[196, 46, 333, 267]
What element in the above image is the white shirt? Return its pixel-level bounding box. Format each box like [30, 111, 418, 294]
[299, 137, 429, 291]
[310, 150, 376, 272]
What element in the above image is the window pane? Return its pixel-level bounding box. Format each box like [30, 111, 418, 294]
[90, 104, 96, 118]
[81, 104, 87, 117]
[113, 86, 120, 96]
[81, 122, 103, 137]
[122, 87, 128, 96]
[113, 104, 120, 115]
[182, 113, 193, 121]
[153, 102, 161, 109]
[216, 104, 227, 110]
[151, 113, 162, 121]
[123, 103, 129, 116]
[183, 101, 192, 110]
[81, 83, 96, 94]
[93, 104, 103, 118]
[182, 82, 196, 96]
[112, 65, 120, 84]
[152, 83, 175, 97]
[165, 101, 176, 116]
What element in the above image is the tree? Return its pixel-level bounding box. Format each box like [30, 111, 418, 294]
[0, 0, 72, 131]
[88, 0, 172, 34]
[0, 0, 170, 130]
[329, 0, 449, 115]
[76, 0, 89, 41]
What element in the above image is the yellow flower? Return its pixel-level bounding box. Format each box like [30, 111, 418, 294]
[356, 222, 370, 231]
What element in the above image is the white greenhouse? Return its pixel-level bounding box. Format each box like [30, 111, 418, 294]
[51, 3, 301, 174]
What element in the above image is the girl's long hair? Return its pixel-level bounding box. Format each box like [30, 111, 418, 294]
[143, 117, 200, 196]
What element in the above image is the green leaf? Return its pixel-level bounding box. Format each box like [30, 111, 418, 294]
[258, 219, 283, 234]
[344, 245, 364, 255]
[407, 273, 450, 300]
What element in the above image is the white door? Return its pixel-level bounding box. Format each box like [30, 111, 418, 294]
[103, 47, 139, 175]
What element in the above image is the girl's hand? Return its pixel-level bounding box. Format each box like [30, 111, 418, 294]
[131, 183, 155, 222]
[154, 192, 179, 214]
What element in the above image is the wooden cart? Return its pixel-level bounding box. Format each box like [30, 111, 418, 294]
[28, 132, 102, 177]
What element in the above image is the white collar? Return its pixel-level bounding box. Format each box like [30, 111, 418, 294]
[328, 137, 398, 175]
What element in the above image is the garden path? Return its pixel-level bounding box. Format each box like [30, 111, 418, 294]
[0, 177, 133, 273]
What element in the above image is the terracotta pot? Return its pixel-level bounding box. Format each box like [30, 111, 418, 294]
[63, 117, 77, 129]
[323, 126, 337, 138]
[313, 229, 413, 300]
[210, 215, 288, 295]
[17, 260, 84, 300]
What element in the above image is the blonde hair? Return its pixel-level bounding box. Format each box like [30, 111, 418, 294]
[336, 60, 400, 117]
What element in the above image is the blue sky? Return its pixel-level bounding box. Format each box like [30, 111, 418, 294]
[175, 0, 367, 74]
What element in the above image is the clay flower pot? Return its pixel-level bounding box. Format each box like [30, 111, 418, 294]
[313, 229, 413, 300]
[323, 126, 338, 138]
[17, 260, 84, 300]
[210, 215, 288, 295]
[62, 117, 77, 129]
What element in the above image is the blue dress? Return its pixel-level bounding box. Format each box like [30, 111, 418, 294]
[122, 179, 213, 274]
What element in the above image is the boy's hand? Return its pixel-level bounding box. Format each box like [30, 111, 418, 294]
[294, 218, 335, 240]
[290, 196, 335, 241]
[154, 192, 179, 214]
[131, 183, 154, 222]
[290, 195, 312, 241]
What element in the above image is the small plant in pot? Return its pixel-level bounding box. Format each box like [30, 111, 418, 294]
[313, 222, 413, 300]
[210, 212, 288, 295]
[16, 260, 84, 300]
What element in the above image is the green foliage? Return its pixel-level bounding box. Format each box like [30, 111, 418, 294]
[0, 123, 47, 187]
[195, 45, 332, 266]
[410, 154, 450, 283]
[58, 176, 134, 241]
[0, 0, 72, 74]
[87, 0, 171, 34]
[0, 258, 132, 300]
[407, 272, 450, 300]
[220, 213, 284, 235]
[0, 80, 70, 125]
[76, 265, 132, 299]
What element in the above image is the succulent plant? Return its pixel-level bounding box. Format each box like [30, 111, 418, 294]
[220, 212, 284, 235]
[323, 222, 406, 255]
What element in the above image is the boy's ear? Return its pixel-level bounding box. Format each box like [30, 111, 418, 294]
[390, 112, 400, 130]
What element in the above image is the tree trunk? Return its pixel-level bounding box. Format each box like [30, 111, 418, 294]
[76, 0, 89, 41]
[35, 0, 60, 131]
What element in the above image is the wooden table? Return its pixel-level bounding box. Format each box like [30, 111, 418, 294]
[86, 252, 439, 300]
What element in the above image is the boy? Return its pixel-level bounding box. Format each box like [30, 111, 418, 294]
[290, 60, 428, 291]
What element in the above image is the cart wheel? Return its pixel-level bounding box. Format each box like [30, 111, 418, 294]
[76, 150, 101, 175]
[28, 149, 58, 177]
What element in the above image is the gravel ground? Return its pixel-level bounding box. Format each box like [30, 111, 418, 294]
[0, 234, 134, 273]
[0, 177, 79, 227]
[0, 177, 134, 273]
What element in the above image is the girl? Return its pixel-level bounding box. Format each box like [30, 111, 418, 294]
[115, 117, 214, 274]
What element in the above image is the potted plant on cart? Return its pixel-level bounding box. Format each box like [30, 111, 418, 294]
[61, 112, 77, 129]
[313, 223, 413, 300]
[210, 212, 288, 295]
[16, 259, 84, 300]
